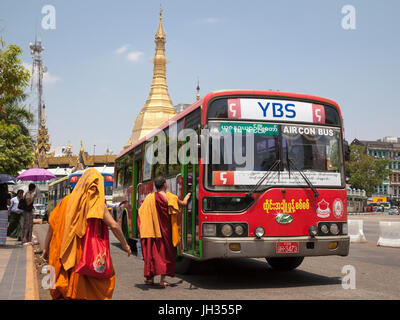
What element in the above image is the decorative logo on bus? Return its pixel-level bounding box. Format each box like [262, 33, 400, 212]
[263, 199, 310, 214]
[275, 213, 293, 225]
[333, 199, 344, 218]
[316, 199, 331, 218]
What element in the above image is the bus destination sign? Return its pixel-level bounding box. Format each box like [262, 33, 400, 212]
[227, 98, 325, 124]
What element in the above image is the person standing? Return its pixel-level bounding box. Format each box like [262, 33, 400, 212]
[41, 168, 131, 300]
[7, 189, 24, 241]
[139, 176, 191, 287]
[0, 183, 11, 246]
[21, 183, 37, 245]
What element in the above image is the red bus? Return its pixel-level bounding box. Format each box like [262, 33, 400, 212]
[113, 90, 350, 272]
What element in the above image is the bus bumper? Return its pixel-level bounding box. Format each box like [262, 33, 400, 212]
[201, 235, 350, 260]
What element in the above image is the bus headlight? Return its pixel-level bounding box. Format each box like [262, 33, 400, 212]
[221, 224, 233, 237]
[330, 223, 339, 235]
[255, 226, 265, 238]
[203, 224, 217, 237]
[320, 224, 329, 234]
[234, 225, 245, 236]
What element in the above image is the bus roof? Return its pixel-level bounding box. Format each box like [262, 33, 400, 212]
[116, 89, 342, 160]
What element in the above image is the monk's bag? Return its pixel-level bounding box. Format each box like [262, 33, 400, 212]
[75, 218, 112, 278]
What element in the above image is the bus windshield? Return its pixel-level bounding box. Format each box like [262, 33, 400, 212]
[206, 122, 344, 191]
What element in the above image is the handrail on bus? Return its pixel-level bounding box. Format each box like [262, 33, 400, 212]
[175, 173, 182, 198]
[136, 182, 142, 208]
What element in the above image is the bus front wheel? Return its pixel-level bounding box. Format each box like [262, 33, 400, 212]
[266, 257, 304, 271]
[175, 256, 192, 275]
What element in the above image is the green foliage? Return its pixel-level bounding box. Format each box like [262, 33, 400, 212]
[346, 145, 392, 196]
[0, 42, 34, 136]
[0, 99, 34, 137]
[0, 120, 34, 176]
[0, 42, 34, 173]
[0, 44, 30, 108]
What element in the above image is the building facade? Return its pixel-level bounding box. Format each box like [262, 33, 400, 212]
[352, 137, 400, 204]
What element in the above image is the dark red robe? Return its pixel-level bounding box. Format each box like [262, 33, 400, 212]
[141, 192, 176, 280]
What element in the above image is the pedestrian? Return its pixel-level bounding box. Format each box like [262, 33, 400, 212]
[43, 202, 48, 222]
[0, 183, 11, 246]
[21, 183, 37, 245]
[41, 168, 131, 300]
[7, 189, 24, 241]
[138, 176, 191, 287]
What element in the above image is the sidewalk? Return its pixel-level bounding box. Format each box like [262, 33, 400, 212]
[0, 237, 39, 300]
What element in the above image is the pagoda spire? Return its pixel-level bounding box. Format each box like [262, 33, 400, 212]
[125, 8, 176, 148]
[196, 78, 200, 101]
[36, 104, 51, 157]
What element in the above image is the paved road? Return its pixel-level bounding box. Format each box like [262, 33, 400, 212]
[34, 214, 400, 300]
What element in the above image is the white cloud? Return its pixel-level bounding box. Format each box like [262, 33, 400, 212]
[126, 51, 144, 62]
[115, 44, 130, 54]
[201, 17, 221, 24]
[23, 62, 61, 85]
[44, 73, 61, 85]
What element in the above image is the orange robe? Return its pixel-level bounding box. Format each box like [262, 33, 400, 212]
[138, 192, 180, 246]
[48, 168, 115, 300]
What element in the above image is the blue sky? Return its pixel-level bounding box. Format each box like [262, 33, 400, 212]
[1, 0, 399, 155]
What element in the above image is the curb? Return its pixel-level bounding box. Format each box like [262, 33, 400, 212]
[25, 244, 39, 300]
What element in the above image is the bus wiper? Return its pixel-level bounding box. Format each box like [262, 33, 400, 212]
[246, 159, 281, 198]
[287, 157, 319, 198]
[285, 140, 291, 179]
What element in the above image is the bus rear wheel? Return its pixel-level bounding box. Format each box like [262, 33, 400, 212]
[266, 257, 304, 271]
[175, 256, 192, 275]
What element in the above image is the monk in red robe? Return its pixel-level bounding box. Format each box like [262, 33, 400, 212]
[138, 176, 191, 287]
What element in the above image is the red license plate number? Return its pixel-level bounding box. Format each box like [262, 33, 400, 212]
[276, 242, 299, 254]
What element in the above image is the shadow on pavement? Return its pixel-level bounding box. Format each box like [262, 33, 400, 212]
[134, 279, 184, 291]
[111, 241, 123, 250]
[176, 258, 341, 290]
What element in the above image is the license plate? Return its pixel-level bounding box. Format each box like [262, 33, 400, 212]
[276, 241, 299, 254]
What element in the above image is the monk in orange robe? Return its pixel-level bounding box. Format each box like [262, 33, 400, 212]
[139, 176, 191, 287]
[42, 168, 131, 300]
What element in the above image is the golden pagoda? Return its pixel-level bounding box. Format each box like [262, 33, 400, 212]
[125, 9, 176, 148]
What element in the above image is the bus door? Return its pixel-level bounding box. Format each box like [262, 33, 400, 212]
[181, 109, 202, 257]
[179, 161, 200, 257]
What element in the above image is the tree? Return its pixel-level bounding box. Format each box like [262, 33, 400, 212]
[346, 145, 392, 196]
[0, 44, 30, 109]
[0, 120, 34, 176]
[0, 95, 34, 136]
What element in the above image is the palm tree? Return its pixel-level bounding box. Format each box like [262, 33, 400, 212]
[0, 94, 35, 137]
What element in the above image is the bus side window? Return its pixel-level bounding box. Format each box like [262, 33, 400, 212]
[118, 170, 123, 188]
[168, 119, 184, 177]
[153, 134, 167, 179]
[123, 150, 134, 187]
[134, 145, 143, 183]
